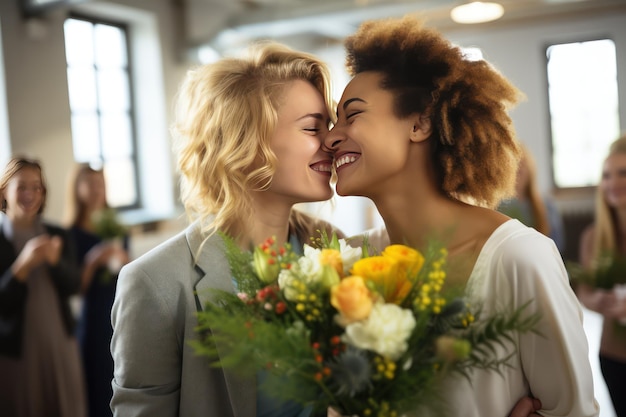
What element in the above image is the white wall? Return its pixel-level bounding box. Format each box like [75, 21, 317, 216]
[0, 18, 11, 168]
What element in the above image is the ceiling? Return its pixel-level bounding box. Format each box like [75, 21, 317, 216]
[184, 0, 626, 57]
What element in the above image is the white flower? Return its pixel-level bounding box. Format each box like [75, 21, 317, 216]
[336, 239, 362, 276]
[342, 303, 416, 360]
[301, 244, 324, 277]
[278, 269, 299, 301]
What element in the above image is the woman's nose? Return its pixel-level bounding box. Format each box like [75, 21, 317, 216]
[322, 126, 345, 153]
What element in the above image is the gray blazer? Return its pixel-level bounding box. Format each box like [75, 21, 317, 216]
[110, 222, 256, 417]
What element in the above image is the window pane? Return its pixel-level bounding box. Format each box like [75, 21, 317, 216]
[63, 19, 94, 66]
[67, 67, 98, 111]
[104, 158, 137, 208]
[94, 24, 127, 68]
[71, 113, 100, 162]
[547, 39, 620, 188]
[65, 17, 138, 209]
[101, 112, 132, 158]
[97, 68, 130, 111]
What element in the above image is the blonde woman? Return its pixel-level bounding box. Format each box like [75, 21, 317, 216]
[110, 42, 342, 417]
[578, 133, 626, 417]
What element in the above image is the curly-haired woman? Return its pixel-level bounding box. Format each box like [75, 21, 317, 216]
[325, 16, 599, 417]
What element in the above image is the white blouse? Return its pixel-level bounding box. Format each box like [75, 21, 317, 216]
[442, 219, 600, 417]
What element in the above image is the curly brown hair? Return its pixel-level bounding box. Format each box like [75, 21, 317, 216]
[344, 16, 523, 208]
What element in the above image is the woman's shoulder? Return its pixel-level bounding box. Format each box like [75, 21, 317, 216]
[479, 219, 559, 266]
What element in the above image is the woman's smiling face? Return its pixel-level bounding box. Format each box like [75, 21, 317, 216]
[324, 71, 417, 198]
[265, 79, 334, 204]
[601, 152, 626, 210]
[3, 167, 44, 222]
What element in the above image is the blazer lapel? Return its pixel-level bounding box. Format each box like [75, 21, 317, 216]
[186, 222, 257, 417]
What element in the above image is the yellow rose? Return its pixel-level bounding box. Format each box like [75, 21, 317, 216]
[330, 276, 373, 323]
[351, 256, 410, 304]
[382, 245, 424, 279]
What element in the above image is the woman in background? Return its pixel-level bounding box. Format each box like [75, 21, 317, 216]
[66, 163, 129, 417]
[578, 133, 626, 417]
[497, 143, 565, 252]
[0, 156, 86, 417]
[110, 41, 342, 417]
[325, 16, 598, 417]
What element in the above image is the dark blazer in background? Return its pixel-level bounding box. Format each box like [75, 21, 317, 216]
[0, 221, 81, 357]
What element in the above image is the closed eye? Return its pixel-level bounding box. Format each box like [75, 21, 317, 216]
[347, 110, 362, 120]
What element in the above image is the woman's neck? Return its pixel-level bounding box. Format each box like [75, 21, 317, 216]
[374, 186, 460, 250]
[8, 214, 37, 230]
[231, 198, 293, 250]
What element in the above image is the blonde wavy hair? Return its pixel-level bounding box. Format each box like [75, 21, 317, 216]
[591, 133, 626, 262]
[344, 16, 523, 208]
[172, 41, 335, 239]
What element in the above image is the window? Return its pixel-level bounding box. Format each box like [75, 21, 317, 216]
[64, 16, 138, 208]
[546, 38, 621, 188]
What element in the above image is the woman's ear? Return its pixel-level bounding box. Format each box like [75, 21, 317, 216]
[409, 114, 432, 143]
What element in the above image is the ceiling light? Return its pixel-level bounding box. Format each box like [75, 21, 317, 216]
[450, 1, 504, 24]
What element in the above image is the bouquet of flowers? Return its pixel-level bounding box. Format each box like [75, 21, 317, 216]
[193, 233, 540, 416]
[567, 253, 626, 331]
[92, 208, 128, 240]
[566, 253, 626, 290]
[91, 208, 128, 281]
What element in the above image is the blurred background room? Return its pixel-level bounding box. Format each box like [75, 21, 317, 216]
[1, 0, 625, 415]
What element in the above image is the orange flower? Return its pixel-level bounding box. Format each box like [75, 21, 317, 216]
[351, 256, 411, 304]
[330, 276, 373, 324]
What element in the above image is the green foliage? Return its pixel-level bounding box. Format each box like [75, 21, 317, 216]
[455, 301, 542, 378]
[219, 232, 262, 295]
[566, 254, 626, 290]
[92, 208, 127, 240]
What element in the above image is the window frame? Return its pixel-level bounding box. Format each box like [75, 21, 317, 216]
[64, 13, 141, 210]
[543, 35, 621, 195]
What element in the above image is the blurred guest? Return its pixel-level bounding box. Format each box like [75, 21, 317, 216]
[497, 144, 565, 252]
[0, 156, 86, 417]
[65, 163, 129, 417]
[578, 134, 626, 417]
